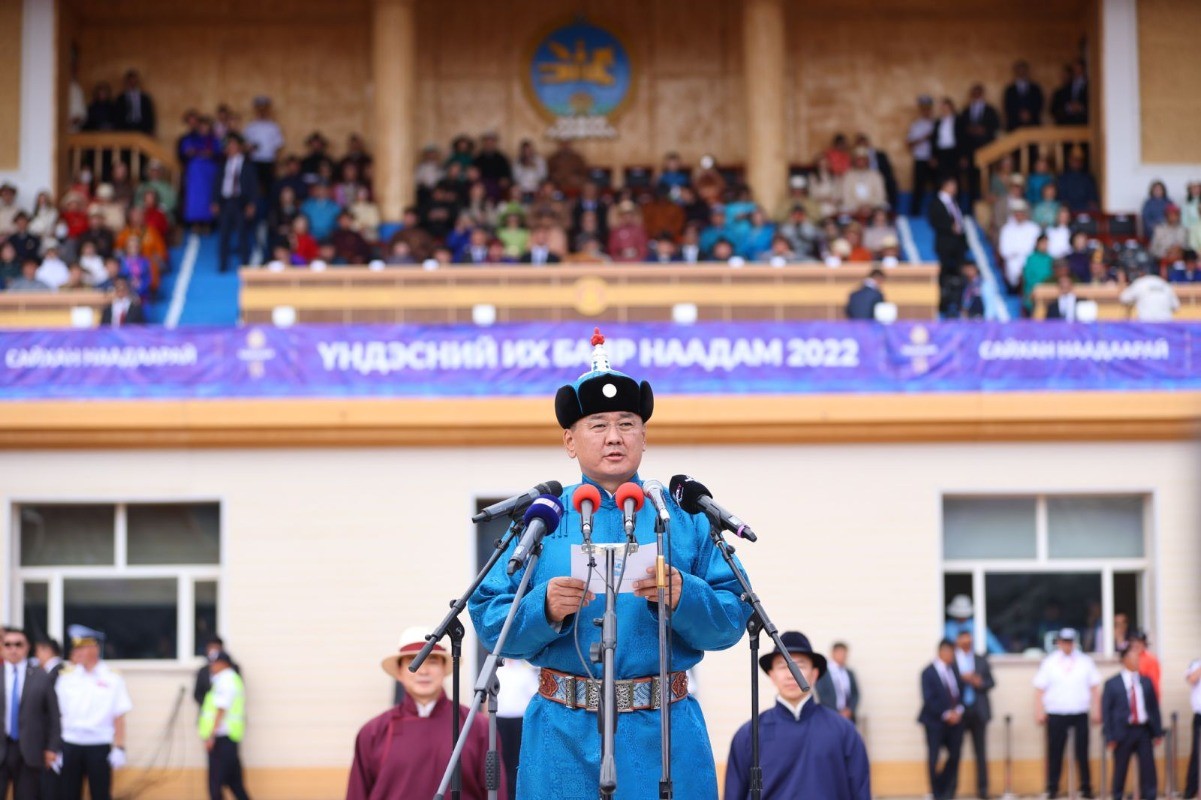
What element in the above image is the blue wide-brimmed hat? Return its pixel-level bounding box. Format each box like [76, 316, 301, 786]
[554, 328, 654, 429]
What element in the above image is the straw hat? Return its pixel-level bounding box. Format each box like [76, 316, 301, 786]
[381, 626, 449, 679]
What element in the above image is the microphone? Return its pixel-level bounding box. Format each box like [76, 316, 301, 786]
[614, 482, 644, 538]
[506, 494, 565, 575]
[572, 484, 601, 541]
[473, 480, 563, 523]
[642, 480, 671, 524]
[670, 475, 757, 542]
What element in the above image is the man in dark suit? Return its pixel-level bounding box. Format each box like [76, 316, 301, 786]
[816, 641, 861, 724]
[928, 176, 969, 316]
[846, 270, 885, 320]
[34, 638, 64, 800]
[919, 639, 966, 800]
[519, 227, 562, 265]
[99, 277, 148, 327]
[954, 630, 996, 798]
[1051, 60, 1089, 126]
[1003, 60, 1044, 131]
[957, 85, 1001, 201]
[0, 627, 62, 800]
[117, 69, 156, 135]
[1103, 644, 1163, 800]
[212, 133, 260, 272]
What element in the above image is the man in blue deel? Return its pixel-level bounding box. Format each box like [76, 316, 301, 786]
[469, 328, 750, 799]
[725, 631, 871, 800]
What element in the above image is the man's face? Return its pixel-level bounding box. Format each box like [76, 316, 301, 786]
[769, 652, 816, 703]
[1129, 638, 1146, 655]
[938, 644, 955, 665]
[831, 645, 848, 666]
[34, 643, 54, 664]
[397, 654, 448, 704]
[563, 411, 646, 489]
[2, 631, 28, 665]
[1057, 638, 1075, 655]
[74, 642, 100, 668]
[956, 632, 973, 653]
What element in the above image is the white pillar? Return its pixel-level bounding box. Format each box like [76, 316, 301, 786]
[0, 0, 57, 200]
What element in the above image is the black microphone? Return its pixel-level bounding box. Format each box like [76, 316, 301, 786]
[506, 494, 565, 575]
[670, 475, 757, 542]
[642, 480, 671, 524]
[473, 480, 563, 523]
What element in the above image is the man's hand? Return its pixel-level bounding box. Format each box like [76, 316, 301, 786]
[210, 202, 219, 217]
[632, 566, 683, 609]
[1036, 709, 1047, 725]
[840, 709, 854, 720]
[205, 736, 215, 753]
[43, 750, 55, 768]
[1090, 709, 1102, 725]
[545, 577, 593, 624]
[1107, 740, 1117, 751]
[244, 203, 256, 219]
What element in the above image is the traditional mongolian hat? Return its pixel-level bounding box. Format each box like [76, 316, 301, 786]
[555, 328, 654, 429]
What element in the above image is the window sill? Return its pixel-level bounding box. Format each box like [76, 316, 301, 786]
[102, 659, 204, 673]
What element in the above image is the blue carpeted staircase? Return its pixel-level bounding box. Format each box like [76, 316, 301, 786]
[160, 233, 241, 326]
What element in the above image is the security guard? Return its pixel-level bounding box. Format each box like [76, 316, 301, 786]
[55, 625, 132, 800]
[199, 650, 251, 800]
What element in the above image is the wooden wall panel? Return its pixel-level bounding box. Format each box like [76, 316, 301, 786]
[0, 0, 22, 170]
[1138, 0, 1201, 164]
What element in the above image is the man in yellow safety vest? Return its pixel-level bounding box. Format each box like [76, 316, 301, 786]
[198, 650, 251, 800]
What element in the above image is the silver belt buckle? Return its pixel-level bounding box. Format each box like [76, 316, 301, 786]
[563, 675, 577, 710]
[585, 679, 601, 711]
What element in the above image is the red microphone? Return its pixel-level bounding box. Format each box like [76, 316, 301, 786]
[614, 482, 645, 539]
[572, 484, 602, 541]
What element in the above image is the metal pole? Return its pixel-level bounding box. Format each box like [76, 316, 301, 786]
[1101, 724, 1108, 799]
[1001, 714, 1015, 799]
[597, 546, 620, 797]
[1168, 710, 1179, 799]
[747, 614, 763, 800]
[654, 511, 672, 800]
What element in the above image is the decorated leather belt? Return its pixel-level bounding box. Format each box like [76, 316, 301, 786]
[538, 667, 688, 712]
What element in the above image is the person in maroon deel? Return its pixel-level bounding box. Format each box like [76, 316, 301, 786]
[345, 627, 505, 800]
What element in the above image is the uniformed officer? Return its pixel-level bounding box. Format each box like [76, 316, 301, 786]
[199, 650, 251, 800]
[56, 625, 133, 800]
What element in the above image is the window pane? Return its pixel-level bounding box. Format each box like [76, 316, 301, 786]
[127, 503, 220, 565]
[65, 578, 178, 660]
[1047, 496, 1144, 558]
[1113, 571, 1142, 652]
[194, 581, 218, 657]
[19, 505, 115, 566]
[943, 497, 1037, 559]
[22, 582, 49, 643]
[983, 572, 1102, 654]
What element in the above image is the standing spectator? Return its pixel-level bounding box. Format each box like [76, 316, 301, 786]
[1185, 656, 1201, 799]
[473, 132, 513, 198]
[932, 97, 962, 184]
[100, 277, 147, 326]
[1051, 59, 1089, 126]
[117, 70, 155, 135]
[846, 270, 885, 320]
[999, 200, 1041, 295]
[1, 627, 61, 800]
[945, 595, 1005, 655]
[512, 140, 547, 197]
[445, 134, 475, 171]
[140, 190, 170, 242]
[954, 630, 995, 799]
[1120, 266, 1180, 321]
[854, 133, 899, 211]
[1034, 628, 1101, 800]
[816, 642, 860, 723]
[212, 133, 259, 272]
[918, 640, 966, 800]
[495, 660, 539, 800]
[1022, 234, 1054, 316]
[547, 139, 588, 196]
[181, 117, 221, 230]
[199, 650, 251, 800]
[1102, 644, 1162, 800]
[608, 200, 649, 262]
[907, 96, 937, 216]
[56, 626, 132, 800]
[929, 176, 968, 314]
[1127, 630, 1162, 698]
[958, 85, 1001, 201]
[825, 133, 853, 176]
[84, 82, 119, 132]
[1003, 60, 1045, 130]
[414, 145, 444, 204]
[0, 183, 22, 238]
[193, 636, 240, 708]
[243, 96, 285, 205]
[1057, 149, 1099, 213]
[346, 627, 502, 800]
[725, 632, 870, 800]
[34, 638, 64, 800]
[1141, 180, 1172, 237]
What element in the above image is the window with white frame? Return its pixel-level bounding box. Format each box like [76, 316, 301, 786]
[942, 494, 1148, 658]
[13, 502, 220, 661]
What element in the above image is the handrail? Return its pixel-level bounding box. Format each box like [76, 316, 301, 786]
[63, 132, 179, 192]
[973, 125, 1092, 172]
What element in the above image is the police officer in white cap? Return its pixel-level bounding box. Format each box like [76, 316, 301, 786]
[1033, 628, 1101, 798]
[55, 625, 133, 800]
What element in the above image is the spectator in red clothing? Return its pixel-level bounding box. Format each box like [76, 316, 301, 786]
[608, 200, 649, 262]
[140, 190, 170, 241]
[825, 133, 852, 176]
[289, 215, 319, 265]
[60, 192, 90, 240]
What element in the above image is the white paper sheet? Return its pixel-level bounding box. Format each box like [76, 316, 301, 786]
[569, 543, 658, 595]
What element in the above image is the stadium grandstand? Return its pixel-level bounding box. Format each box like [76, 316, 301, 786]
[0, 0, 1199, 798]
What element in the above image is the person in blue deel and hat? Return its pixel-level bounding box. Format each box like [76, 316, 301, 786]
[725, 631, 871, 800]
[469, 328, 751, 800]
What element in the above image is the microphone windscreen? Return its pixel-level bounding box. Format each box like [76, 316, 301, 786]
[572, 484, 602, 513]
[538, 480, 564, 497]
[615, 482, 645, 512]
[670, 474, 711, 516]
[522, 494, 565, 533]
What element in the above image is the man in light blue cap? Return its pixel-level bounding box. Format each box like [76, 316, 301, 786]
[470, 328, 750, 800]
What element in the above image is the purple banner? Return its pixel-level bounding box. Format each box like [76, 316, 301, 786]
[1, 322, 1198, 400]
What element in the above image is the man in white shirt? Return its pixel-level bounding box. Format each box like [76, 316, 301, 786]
[35, 242, 69, 290]
[1120, 268, 1180, 321]
[907, 96, 937, 216]
[840, 150, 887, 215]
[55, 625, 132, 800]
[1185, 657, 1201, 799]
[1034, 628, 1101, 799]
[1102, 644, 1162, 800]
[998, 200, 1041, 294]
[242, 96, 285, 202]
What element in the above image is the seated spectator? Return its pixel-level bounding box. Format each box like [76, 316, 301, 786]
[391, 207, 434, 261]
[429, 244, 454, 267]
[1056, 149, 1099, 212]
[100, 276, 147, 326]
[992, 173, 1026, 236]
[140, 190, 170, 241]
[959, 262, 985, 319]
[567, 234, 610, 264]
[862, 209, 897, 255]
[275, 155, 308, 204]
[349, 188, 380, 244]
[36, 241, 70, 289]
[300, 183, 340, 242]
[1159, 245, 1186, 278]
[999, 199, 1041, 294]
[1141, 180, 1171, 238]
[1045, 206, 1073, 258]
[61, 262, 89, 292]
[698, 205, 728, 257]
[7, 258, 50, 292]
[78, 240, 107, 285]
[29, 191, 59, 244]
[109, 162, 135, 208]
[608, 201, 649, 262]
[650, 235, 680, 264]
[528, 182, 571, 233]
[1032, 183, 1061, 229]
[656, 152, 689, 193]
[878, 235, 902, 267]
[759, 235, 797, 265]
[119, 235, 153, 301]
[1168, 249, 1200, 283]
[779, 205, 821, 260]
[93, 184, 127, 232]
[642, 187, 685, 243]
[288, 216, 319, 265]
[1120, 266, 1180, 321]
[707, 238, 735, 264]
[546, 139, 588, 195]
[740, 207, 775, 259]
[496, 185, 528, 225]
[677, 184, 710, 228]
[1021, 235, 1054, 315]
[1088, 252, 1117, 286]
[826, 238, 852, 267]
[678, 225, 702, 264]
[846, 269, 885, 320]
[825, 133, 852, 176]
[301, 132, 335, 183]
[458, 227, 492, 264]
[0, 241, 20, 285]
[572, 210, 604, 254]
[274, 186, 302, 247]
[692, 156, 726, 205]
[135, 161, 177, 217]
[513, 140, 547, 197]
[1044, 274, 1078, 321]
[342, 133, 373, 178]
[474, 131, 513, 198]
[317, 242, 342, 267]
[519, 226, 560, 265]
[94, 257, 121, 291]
[855, 132, 900, 211]
[810, 156, 841, 220]
[6, 212, 40, 263]
[605, 187, 639, 232]
[334, 161, 365, 208]
[116, 207, 167, 287]
[0, 183, 20, 238]
[988, 156, 1016, 206]
[414, 145, 445, 199]
[1025, 157, 1055, 205]
[445, 134, 475, 171]
[1189, 198, 1201, 253]
[1149, 204, 1187, 259]
[1065, 231, 1093, 282]
[60, 192, 89, 240]
[497, 212, 529, 259]
[843, 223, 873, 262]
[484, 237, 512, 264]
[840, 148, 887, 215]
[386, 239, 416, 266]
[459, 182, 495, 230]
[331, 211, 373, 264]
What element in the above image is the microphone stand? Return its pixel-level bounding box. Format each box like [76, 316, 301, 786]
[413, 516, 525, 800]
[703, 511, 809, 800]
[433, 538, 542, 800]
[654, 510, 673, 799]
[588, 542, 630, 798]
